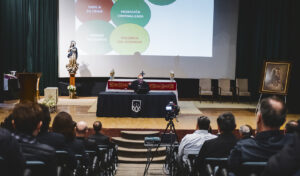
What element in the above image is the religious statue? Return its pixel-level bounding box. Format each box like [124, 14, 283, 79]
[110, 69, 115, 80]
[170, 70, 175, 81]
[66, 40, 79, 74]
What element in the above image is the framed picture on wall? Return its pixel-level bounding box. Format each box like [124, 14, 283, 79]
[259, 61, 292, 95]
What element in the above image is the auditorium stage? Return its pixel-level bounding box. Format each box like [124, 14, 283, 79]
[0, 96, 299, 131]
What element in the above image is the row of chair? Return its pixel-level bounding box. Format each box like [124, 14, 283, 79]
[199, 78, 251, 102]
[22, 144, 118, 176]
[183, 154, 267, 176]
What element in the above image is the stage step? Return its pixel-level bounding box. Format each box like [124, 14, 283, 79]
[121, 130, 160, 140]
[118, 156, 166, 164]
[114, 130, 167, 164]
[112, 137, 145, 149]
[116, 164, 165, 176]
[118, 146, 166, 158]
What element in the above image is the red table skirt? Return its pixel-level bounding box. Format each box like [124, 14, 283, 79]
[107, 81, 177, 91]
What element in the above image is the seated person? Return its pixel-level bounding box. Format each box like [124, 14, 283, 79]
[89, 121, 110, 146]
[178, 116, 217, 163]
[75, 121, 98, 151]
[0, 114, 15, 132]
[239, 124, 254, 139]
[228, 96, 294, 172]
[284, 120, 298, 134]
[0, 127, 25, 176]
[128, 74, 150, 94]
[11, 103, 57, 176]
[196, 112, 238, 174]
[37, 104, 76, 169]
[37, 104, 69, 150]
[262, 120, 300, 176]
[52, 112, 86, 157]
[198, 112, 238, 158]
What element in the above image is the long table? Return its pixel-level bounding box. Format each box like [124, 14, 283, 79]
[96, 91, 177, 117]
[105, 79, 178, 101]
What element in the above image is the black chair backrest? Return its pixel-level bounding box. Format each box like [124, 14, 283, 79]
[25, 161, 46, 176]
[205, 157, 228, 167]
[241, 162, 267, 176]
[55, 150, 69, 166]
[56, 150, 74, 176]
[204, 158, 229, 176]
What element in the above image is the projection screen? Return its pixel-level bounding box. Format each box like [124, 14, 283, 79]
[58, 0, 239, 79]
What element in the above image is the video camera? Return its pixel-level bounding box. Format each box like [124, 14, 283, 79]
[165, 101, 180, 121]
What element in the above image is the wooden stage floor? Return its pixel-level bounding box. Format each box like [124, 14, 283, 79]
[0, 96, 299, 131]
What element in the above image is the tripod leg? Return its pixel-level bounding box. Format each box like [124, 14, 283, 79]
[144, 122, 172, 176]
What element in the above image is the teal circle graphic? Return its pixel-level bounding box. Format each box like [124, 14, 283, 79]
[76, 20, 115, 55]
[110, 23, 150, 55]
[111, 0, 151, 27]
[148, 0, 176, 6]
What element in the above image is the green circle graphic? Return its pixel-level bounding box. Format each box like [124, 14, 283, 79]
[76, 20, 115, 55]
[110, 23, 150, 55]
[148, 0, 176, 6]
[111, 0, 151, 27]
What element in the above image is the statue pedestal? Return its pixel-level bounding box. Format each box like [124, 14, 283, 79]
[69, 73, 75, 86]
[69, 73, 76, 99]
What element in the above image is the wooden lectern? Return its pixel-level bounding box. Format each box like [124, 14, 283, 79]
[17, 73, 42, 103]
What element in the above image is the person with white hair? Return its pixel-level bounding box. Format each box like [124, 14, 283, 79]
[75, 121, 98, 151]
[239, 124, 254, 139]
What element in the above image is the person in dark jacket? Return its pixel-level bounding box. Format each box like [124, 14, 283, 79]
[11, 103, 57, 176]
[52, 112, 86, 155]
[0, 114, 15, 132]
[284, 120, 298, 134]
[196, 112, 238, 175]
[0, 127, 25, 176]
[37, 104, 76, 169]
[37, 104, 69, 150]
[228, 96, 293, 174]
[198, 112, 238, 159]
[75, 121, 98, 151]
[262, 120, 300, 176]
[128, 74, 150, 94]
[89, 121, 110, 145]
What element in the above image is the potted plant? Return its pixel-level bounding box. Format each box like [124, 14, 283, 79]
[42, 97, 56, 113]
[67, 85, 76, 99]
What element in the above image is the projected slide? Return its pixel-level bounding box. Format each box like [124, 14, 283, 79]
[73, 0, 213, 56]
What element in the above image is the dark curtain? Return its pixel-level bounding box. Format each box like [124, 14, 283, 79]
[236, 0, 300, 112]
[0, 0, 58, 94]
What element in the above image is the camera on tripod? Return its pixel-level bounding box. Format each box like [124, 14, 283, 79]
[165, 101, 180, 121]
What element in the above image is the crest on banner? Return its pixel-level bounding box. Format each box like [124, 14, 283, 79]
[132, 100, 142, 113]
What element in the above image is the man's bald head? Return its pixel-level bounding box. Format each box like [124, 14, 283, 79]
[259, 96, 287, 128]
[76, 121, 88, 135]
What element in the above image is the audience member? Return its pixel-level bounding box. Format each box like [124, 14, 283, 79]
[89, 121, 110, 145]
[178, 116, 217, 163]
[195, 112, 237, 175]
[75, 121, 98, 151]
[262, 120, 300, 176]
[36, 104, 76, 169]
[239, 124, 254, 139]
[11, 103, 57, 176]
[0, 114, 15, 132]
[37, 104, 68, 149]
[0, 127, 25, 176]
[285, 120, 298, 134]
[52, 112, 85, 155]
[198, 112, 238, 159]
[228, 96, 293, 172]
